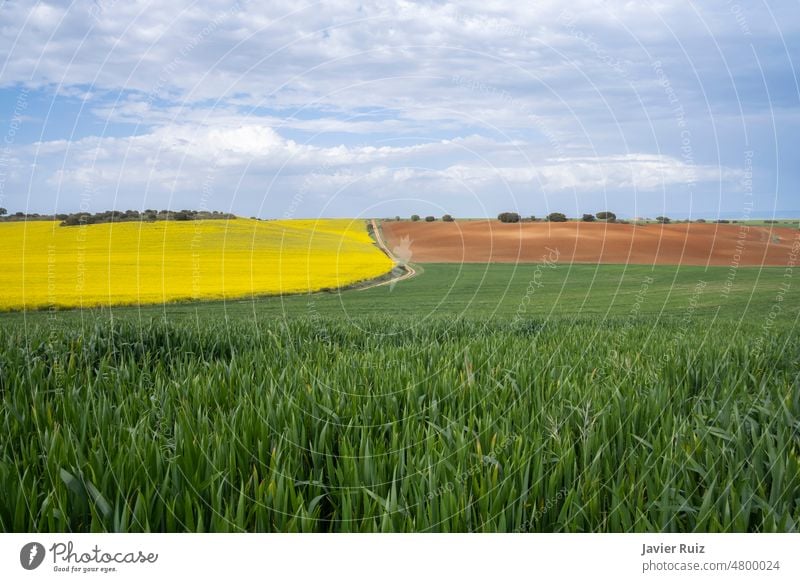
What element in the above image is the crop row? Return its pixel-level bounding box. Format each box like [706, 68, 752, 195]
[1, 315, 797, 532]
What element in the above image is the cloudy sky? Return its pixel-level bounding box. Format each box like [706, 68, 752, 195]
[0, 0, 797, 219]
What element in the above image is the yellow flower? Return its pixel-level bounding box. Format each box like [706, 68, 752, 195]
[0, 218, 393, 310]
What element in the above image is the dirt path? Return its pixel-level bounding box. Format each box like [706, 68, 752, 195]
[358, 219, 417, 291]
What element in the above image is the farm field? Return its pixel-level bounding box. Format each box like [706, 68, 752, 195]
[4, 3, 800, 576]
[380, 220, 799, 266]
[3, 262, 797, 323]
[0, 218, 393, 310]
[1, 258, 798, 532]
[737, 220, 800, 228]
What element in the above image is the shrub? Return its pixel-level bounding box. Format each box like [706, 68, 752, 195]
[596, 211, 617, 222]
[425, 216, 436, 222]
[547, 212, 568, 222]
[411, 215, 420, 222]
[582, 213, 596, 222]
[656, 216, 671, 224]
[442, 214, 454, 222]
[497, 212, 521, 223]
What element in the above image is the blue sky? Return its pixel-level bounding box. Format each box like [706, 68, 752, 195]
[0, 0, 797, 219]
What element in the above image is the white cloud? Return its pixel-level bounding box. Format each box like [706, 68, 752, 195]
[3, 0, 792, 117]
[1, 1, 795, 216]
[31, 123, 740, 201]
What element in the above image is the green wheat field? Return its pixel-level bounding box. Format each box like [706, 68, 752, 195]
[1, 264, 798, 532]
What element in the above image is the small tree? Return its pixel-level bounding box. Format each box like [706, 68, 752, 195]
[582, 213, 595, 222]
[442, 214, 454, 222]
[411, 214, 420, 222]
[547, 212, 568, 222]
[695, 218, 706, 223]
[0, 207, 6, 217]
[656, 216, 671, 224]
[497, 212, 521, 223]
[596, 211, 617, 222]
[424, 215, 436, 222]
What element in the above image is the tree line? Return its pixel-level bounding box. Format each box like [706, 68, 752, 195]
[497, 211, 620, 223]
[0, 208, 236, 226]
[382, 211, 762, 224]
[496, 212, 736, 224]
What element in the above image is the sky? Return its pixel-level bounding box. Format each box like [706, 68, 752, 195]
[0, 0, 798, 220]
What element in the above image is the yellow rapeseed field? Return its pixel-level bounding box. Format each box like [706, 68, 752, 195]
[0, 218, 394, 310]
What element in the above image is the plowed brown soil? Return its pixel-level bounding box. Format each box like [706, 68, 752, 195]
[380, 220, 799, 266]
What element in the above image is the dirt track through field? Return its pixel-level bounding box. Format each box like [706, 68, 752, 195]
[380, 220, 799, 266]
[357, 219, 417, 290]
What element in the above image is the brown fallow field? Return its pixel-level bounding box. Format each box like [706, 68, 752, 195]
[381, 220, 799, 266]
